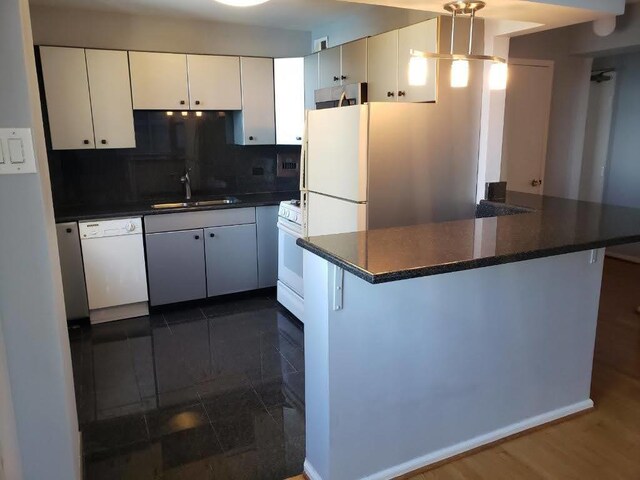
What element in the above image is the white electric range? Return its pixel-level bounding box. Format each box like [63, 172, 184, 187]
[277, 200, 304, 322]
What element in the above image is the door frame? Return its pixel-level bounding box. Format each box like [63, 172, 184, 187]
[505, 58, 555, 194]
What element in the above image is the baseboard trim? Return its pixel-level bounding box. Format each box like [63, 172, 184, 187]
[304, 460, 323, 480]
[304, 400, 594, 480]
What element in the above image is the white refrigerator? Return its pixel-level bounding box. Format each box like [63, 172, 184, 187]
[302, 102, 478, 237]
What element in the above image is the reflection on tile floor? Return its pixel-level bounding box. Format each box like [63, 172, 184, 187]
[68, 290, 305, 480]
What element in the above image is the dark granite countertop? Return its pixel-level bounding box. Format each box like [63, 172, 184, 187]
[55, 191, 299, 223]
[297, 192, 640, 284]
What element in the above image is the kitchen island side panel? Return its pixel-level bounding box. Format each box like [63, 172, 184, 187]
[303, 249, 603, 480]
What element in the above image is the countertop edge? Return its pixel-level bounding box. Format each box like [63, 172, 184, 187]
[297, 234, 640, 285]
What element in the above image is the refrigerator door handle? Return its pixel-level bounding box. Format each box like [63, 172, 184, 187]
[300, 110, 309, 192]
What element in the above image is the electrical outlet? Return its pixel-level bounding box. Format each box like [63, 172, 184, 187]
[277, 153, 300, 178]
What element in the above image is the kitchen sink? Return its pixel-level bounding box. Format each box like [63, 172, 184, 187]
[151, 197, 241, 209]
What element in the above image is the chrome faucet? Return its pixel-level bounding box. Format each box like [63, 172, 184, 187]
[180, 169, 192, 200]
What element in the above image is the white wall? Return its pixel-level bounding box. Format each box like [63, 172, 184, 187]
[0, 0, 80, 479]
[311, 5, 435, 47]
[30, 5, 311, 57]
[509, 27, 593, 199]
[0, 316, 21, 480]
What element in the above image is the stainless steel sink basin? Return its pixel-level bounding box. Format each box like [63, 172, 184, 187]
[151, 197, 240, 210]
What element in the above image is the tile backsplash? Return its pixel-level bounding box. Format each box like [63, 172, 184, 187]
[46, 111, 300, 209]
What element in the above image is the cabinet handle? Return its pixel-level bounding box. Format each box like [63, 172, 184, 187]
[387, 91, 395, 97]
[101, 139, 107, 145]
[180, 100, 186, 105]
[209, 233, 215, 238]
[194, 235, 200, 240]
[296, 136, 302, 141]
[66, 228, 72, 233]
[249, 136, 255, 141]
[398, 91, 406, 97]
[341, 75, 347, 80]
[83, 139, 90, 145]
[195, 100, 201, 105]
[333, 76, 340, 82]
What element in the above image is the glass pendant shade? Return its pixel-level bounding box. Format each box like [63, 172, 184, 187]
[408, 56, 428, 86]
[451, 60, 469, 88]
[489, 62, 508, 90]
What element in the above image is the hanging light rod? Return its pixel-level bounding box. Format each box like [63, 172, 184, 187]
[409, 50, 507, 64]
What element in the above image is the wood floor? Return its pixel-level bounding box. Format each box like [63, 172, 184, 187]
[290, 258, 640, 480]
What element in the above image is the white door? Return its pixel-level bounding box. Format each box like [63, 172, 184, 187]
[341, 38, 368, 85]
[368, 30, 399, 102]
[187, 55, 242, 110]
[304, 53, 319, 111]
[503, 60, 554, 194]
[39, 46, 95, 150]
[307, 192, 367, 237]
[235, 57, 275, 145]
[85, 49, 136, 149]
[318, 46, 341, 89]
[398, 18, 438, 103]
[129, 51, 189, 110]
[307, 104, 369, 202]
[579, 72, 617, 203]
[275, 57, 304, 145]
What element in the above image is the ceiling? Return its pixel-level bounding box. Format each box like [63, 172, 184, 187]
[28, 0, 397, 31]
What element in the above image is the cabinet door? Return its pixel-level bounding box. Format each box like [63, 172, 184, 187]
[398, 19, 438, 103]
[56, 223, 89, 320]
[129, 52, 189, 110]
[145, 229, 206, 306]
[304, 54, 319, 111]
[341, 38, 367, 85]
[234, 57, 275, 145]
[256, 206, 279, 288]
[275, 57, 304, 145]
[187, 55, 242, 110]
[39, 46, 95, 150]
[367, 30, 398, 102]
[318, 46, 341, 89]
[85, 49, 136, 149]
[205, 224, 258, 297]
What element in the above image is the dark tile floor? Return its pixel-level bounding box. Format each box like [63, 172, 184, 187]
[68, 289, 305, 480]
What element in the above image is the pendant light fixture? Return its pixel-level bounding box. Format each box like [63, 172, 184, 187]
[410, 1, 507, 90]
[214, 0, 270, 6]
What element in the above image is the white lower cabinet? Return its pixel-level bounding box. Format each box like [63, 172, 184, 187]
[205, 224, 258, 296]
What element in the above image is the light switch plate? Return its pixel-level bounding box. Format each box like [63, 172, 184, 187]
[0, 128, 38, 175]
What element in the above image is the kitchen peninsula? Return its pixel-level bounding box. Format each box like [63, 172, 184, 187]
[298, 193, 640, 480]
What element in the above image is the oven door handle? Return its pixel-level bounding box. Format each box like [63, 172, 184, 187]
[278, 221, 303, 239]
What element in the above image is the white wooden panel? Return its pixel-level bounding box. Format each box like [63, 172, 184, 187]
[318, 46, 341, 89]
[503, 63, 554, 194]
[307, 105, 368, 202]
[129, 51, 189, 110]
[187, 55, 241, 110]
[39, 46, 95, 150]
[234, 57, 275, 145]
[85, 49, 136, 149]
[304, 53, 319, 111]
[275, 57, 304, 145]
[341, 38, 368, 85]
[367, 30, 398, 102]
[307, 192, 367, 237]
[398, 18, 438, 103]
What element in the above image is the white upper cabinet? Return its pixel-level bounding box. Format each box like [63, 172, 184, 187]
[368, 18, 439, 103]
[40, 46, 95, 150]
[274, 57, 304, 145]
[187, 55, 242, 111]
[234, 57, 275, 145]
[397, 18, 438, 103]
[129, 51, 189, 110]
[318, 46, 342, 89]
[40, 46, 135, 150]
[368, 30, 399, 102]
[85, 49, 136, 149]
[340, 38, 367, 85]
[304, 53, 319, 110]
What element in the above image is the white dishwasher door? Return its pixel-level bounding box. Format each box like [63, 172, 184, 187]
[81, 221, 148, 311]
